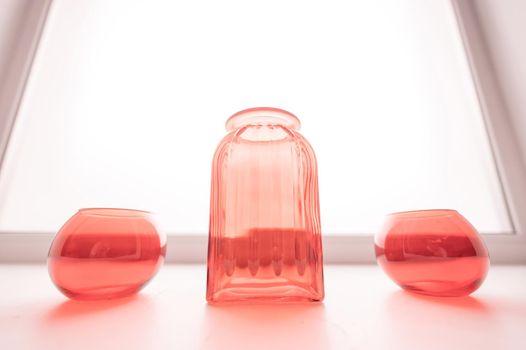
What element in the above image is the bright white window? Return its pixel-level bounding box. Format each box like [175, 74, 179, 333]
[0, 0, 512, 235]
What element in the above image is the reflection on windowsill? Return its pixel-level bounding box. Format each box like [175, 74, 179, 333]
[202, 303, 330, 350]
[4, 285, 525, 349]
[382, 291, 504, 348]
[387, 290, 493, 312]
[43, 294, 151, 320]
[35, 295, 157, 349]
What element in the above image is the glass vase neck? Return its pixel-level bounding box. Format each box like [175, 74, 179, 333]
[225, 107, 301, 131]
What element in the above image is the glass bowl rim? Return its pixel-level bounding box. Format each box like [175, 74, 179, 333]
[78, 208, 154, 218]
[387, 209, 459, 219]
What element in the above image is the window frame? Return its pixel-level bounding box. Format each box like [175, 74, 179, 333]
[450, 0, 526, 264]
[0, 0, 525, 264]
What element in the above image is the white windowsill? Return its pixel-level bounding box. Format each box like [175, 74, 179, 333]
[1, 264, 525, 350]
[2, 233, 526, 264]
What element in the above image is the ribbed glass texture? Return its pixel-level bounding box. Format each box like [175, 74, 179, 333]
[207, 107, 324, 302]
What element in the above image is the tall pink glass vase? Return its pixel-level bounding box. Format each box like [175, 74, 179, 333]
[207, 107, 324, 303]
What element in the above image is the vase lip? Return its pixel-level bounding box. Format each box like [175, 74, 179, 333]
[387, 209, 459, 218]
[226, 107, 301, 131]
[78, 208, 153, 217]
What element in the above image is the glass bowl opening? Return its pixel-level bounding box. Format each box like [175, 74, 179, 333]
[388, 209, 458, 219]
[78, 208, 152, 217]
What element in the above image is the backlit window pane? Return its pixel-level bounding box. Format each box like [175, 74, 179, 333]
[0, 0, 512, 234]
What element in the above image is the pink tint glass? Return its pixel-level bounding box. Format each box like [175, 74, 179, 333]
[207, 107, 324, 302]
[48, 208, 166, 300]
[375, 209, 490, 297]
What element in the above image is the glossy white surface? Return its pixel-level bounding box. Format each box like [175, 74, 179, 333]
[1, 264, 525, 350]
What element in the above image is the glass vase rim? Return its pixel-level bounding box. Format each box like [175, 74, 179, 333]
[387, 209, 460, 219]
[225, 107, 301, 131]
[78, 208, 154, 218]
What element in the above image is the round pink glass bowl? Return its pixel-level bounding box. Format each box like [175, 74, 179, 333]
[375, 209, 490, 297]
[48, 208, 166, 300]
